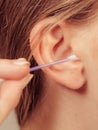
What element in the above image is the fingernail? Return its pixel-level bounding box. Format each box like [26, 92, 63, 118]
[17, 58, 27, 61]
[22, 74, 33, 88]
[0, 78, 5, 85]
[13, 58, 30, 66]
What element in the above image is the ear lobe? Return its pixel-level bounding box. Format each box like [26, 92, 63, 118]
[59, 61, 86, 89]
[30, 19, 86, 90]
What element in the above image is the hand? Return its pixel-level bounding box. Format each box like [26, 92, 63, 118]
[0, 58, 33, 125]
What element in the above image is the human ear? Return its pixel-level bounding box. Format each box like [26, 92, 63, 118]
[30, 18, 86, 90]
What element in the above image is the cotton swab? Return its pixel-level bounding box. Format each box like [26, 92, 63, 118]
[30, 55, 77, 73]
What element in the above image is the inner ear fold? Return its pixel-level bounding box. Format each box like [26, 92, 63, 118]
[47, 24, 73, 60]
[51, 25, 63, 40]
[32, 22, 74, 66]
[53, 37, 72, 60]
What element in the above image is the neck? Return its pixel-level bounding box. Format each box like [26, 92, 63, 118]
[21, 78, 98, 130]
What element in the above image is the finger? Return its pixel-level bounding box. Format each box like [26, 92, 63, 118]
[0, 58, 30, 80]
[0, 74, 33, 124]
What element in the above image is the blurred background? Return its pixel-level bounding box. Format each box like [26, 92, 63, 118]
[0, 110, 19, 130]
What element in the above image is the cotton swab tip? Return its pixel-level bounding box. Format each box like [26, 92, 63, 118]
[68, 55, 78, 60]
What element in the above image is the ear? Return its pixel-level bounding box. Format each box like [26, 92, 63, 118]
[30, 18, 86, 90]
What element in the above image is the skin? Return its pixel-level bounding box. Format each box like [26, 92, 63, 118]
[0, 58, 33, 124]
[22, 13, 98, 130]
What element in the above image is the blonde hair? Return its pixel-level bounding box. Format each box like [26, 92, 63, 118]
[0, 0, 98, 126]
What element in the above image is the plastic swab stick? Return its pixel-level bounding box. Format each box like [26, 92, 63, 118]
[30, 55, 77, 73]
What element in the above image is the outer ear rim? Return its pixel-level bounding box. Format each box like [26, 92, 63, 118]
[30, 17, 58, 44]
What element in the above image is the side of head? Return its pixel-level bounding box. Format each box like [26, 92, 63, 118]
[0, 0, 98, 127]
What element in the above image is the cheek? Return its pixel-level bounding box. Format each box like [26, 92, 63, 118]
[71, 22, 98, 100]
[72, 25, 98, 66]
[77, 28, 98, 90]
[72, 26, 98, 89]
[90, 36, 98, 61]
[71, 29, 92, 62]
[84, 31, 98, 68]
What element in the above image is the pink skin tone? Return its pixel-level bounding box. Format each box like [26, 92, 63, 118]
[0, 59, 33, 124]
[22, 14, 98, 130]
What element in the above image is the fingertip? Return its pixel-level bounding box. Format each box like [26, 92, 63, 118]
[9, 64, 30, 80]
[0, 58, 31, 80]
